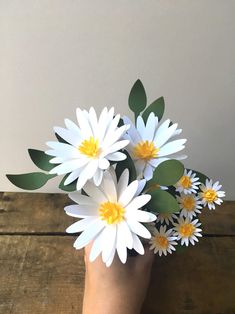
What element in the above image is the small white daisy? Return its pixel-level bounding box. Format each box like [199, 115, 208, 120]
[156, 212, 179, 226]
[199, 179, 225, 210]
[175, 169, 201, 194]
[173, 217, 202, 246]
[177, 194, 202, 219]
[64, 168, 156, 267]
[149, 225, 177, 256]
[46, 107, 129, 190]
[123, 113, 187, 180]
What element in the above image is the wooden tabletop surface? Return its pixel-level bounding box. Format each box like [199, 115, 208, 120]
[0, 192, 234, 314]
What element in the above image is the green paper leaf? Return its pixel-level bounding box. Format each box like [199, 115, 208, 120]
[187, 169, 209, 185]
[146, 189, 180, 213]
[142, 97, 165, 123]
[28, 149, 55, 172]
[115, 151, 137, 183]
[152, 160, 184, 186]
[6, 172, 56, 190]
[128, 79, 147, 120]
[59, 174, 77, 192]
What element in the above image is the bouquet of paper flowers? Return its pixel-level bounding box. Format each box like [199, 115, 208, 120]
[7, 80, 225, 266]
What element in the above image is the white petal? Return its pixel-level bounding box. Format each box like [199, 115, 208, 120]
[142, 112, 156, 141]
[54, 127, 80, 147]
[68, 193, 95, 205]
[132, 233, 144, 255]
[64, 168, 83, 185]
[116, 224, 128, 263]
[66, 217, 95, 233]
[46, 142, 80, 158]
[136, 116, 146, 136]
[158, 139, 187, 157]
[102, 171, 117, 202]
[126, 210, 156, 222]
[134, 159, 146, 178]
[105, 244, 116, 267]
[125, 195, 151, 211]
[143, 164, 153, 180]
[64, 118, 81, 133]
[64, 204, 97, 218]
[153, 119, 171, 142]
[102, 140, 129, 157]
[73, 219, 105, 249]
[49, 159, 87, 175]
[123, 116, 141, 142]
[106, 152, 127, 161]
[89, 230, 104, 262]
[76, 108, 93, 138]
[83, 180, 107, 203]
[156, 123, 178, 148]
[117, 169, 129, 199]
[127, 220, 151, 239]
[88, 107, 98, 135]
[99, 158, 110, 170]
[118, 180, 138, 207]
[134, 179, 146, 197]
[117, 221, 133, 249]
[102, 225, 117, 263]
[93, 168, 103, 186]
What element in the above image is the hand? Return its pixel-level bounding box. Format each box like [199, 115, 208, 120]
[82, 243, 154, 314]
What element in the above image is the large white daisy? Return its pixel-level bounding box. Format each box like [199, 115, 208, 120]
[64, 168, 156, 267]
[123, 113, 187, 180]
[149, 225, 177, 256]
[177, 194, 202, 219]
[173, 217, 202, 246]
[46, 107, 129, 190]
[175, 169, 201, 194]
[199, 179, 225, 210]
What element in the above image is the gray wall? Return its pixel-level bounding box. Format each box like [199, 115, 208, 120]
[1, 0, 234, 198]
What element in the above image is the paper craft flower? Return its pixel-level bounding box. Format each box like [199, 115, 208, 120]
[199, 179, 225, 210]
[46, 107, 129, 190]
[6, 79, 226, 265]
[175, 169, 201, 194]
[173, 217, 202, 246]
[149, 225, 177, 256]
[64, 168, 156, 266]
[177, 194, 202, 219]
[123, 113, 187, 180]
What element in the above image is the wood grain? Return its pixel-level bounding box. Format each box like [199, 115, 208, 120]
[0, 192, 234, 234]
[0, 236, 234, 314]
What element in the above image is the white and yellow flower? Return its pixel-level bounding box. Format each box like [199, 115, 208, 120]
[123, 113, 187, 180]
[173, 217, 202, 246]
[46, 107, 129, 190]
[175, 169, 201, 194]
[199, 179, 225, 210]
[64, 168, 156, 267]
[177, 194, 202, 219]
[156, 212, 179, 226]
[149, 225, 177, 256]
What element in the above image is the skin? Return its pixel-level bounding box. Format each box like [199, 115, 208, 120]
[82, 243, 154, 314]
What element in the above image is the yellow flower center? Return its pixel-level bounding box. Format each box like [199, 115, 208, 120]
[79, 137, 100, 158]
[182, 196, 196, 211]
[154, 235, 169, 249]
[99, 201, 125, 225]
[179, 223, 195, 237]
[203, 189, 217, 203]
[179, 175, 192, 189]
[133, 140, 159, 161]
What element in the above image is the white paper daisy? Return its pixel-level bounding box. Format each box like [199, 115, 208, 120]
[156, 212, 179, 226]
[175, 169, 201, 194]
[46, 107, 129, 190]
[149, 225, 177, 256]
[123, 113, 187, 180]
[199, 179, 225, 210]
[173, 217, 202, 246]
[64, 168, 156, 267]
[177, 194, 202, 219]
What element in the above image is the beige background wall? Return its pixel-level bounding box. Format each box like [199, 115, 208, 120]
[0, 0, 234, 198]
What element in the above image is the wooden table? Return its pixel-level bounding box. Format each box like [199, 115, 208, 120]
[0, 192, 234, 314]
